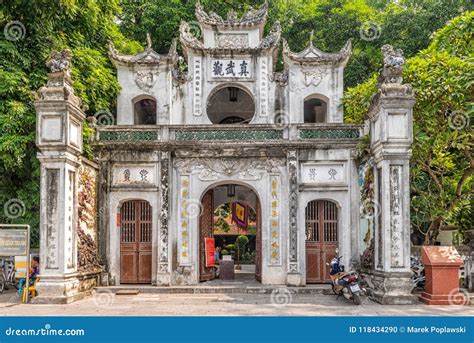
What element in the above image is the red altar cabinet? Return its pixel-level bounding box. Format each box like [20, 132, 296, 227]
[419, 246, 464, 305]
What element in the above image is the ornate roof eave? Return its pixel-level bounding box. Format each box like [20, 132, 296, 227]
[195, 0, 268, 28]
[179, 20, 281, 56]
[282, 36, 352, 67]
[108, 35, 177, 67]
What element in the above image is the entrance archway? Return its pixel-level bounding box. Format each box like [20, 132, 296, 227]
[305, 199, 338, 283]
[120, 200, 152, 284]
[199, 184, 261, 282]
[206, 85, 255, 124]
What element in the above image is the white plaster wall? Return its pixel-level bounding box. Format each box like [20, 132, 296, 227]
[287, 65, 345, 123]
[116, 66, 172, 125]
[108, 190, 159, 285]
[176, 53, 275, 125]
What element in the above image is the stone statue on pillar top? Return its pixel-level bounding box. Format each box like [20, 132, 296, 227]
[46, 49, 72, 74]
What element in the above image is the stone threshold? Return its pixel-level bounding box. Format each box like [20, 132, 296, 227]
[96, 284, 332, 295]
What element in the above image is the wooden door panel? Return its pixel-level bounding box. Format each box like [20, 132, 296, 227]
[121, 251, 137, 283]
[306, 245, 321, 282]
[120, 200, 152, 284]
[199, 190, 214, 282]
[255, 199, 262, 281]
[305, 200, 338, 283]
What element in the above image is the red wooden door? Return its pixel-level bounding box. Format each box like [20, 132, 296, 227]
[199, 190, 215, 282]
[305, 200, 338, 283]
[255, 199, 262, 281]
[120, 200, 152, 284]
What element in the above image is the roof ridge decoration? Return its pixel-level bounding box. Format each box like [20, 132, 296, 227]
[283, 31, 352, 66]
[195, 0, 268, 27]
[180, 20, 281, 52]
[108, 33, 177, 66]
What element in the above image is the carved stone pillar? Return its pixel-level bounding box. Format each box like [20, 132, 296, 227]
[156, 151, 171, 285]
[368, 45, 416, 304]
[287, 150, 302, 285]
[34, 50, 86, 303]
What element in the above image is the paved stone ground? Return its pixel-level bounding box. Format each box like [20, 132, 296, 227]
[1, 289, 472, 316]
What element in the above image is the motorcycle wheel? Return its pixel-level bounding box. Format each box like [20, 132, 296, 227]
[0, 278, 4, 293]
[353, 292, 362, 305]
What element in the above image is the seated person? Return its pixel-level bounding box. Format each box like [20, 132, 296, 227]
[17, 256, 40, 295]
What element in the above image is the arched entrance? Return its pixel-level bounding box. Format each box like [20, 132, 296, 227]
[199, 184, 261, 282]
[305, 200, 338, 283]
[120, 200, 152, 284]
[206, 85, 255, 124]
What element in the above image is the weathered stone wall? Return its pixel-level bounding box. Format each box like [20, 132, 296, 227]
[77, 160, 101, 273]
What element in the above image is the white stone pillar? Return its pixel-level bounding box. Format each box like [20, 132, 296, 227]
[34, 50, 86, 303]
[368, 45, 416, 304]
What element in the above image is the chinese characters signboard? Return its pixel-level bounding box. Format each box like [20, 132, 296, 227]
[301, 163, 345, 184]
[211, 59, 251, 78]
[0, 229, 28, 256]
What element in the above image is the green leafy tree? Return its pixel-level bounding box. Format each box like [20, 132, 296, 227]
[344, 11, 473, 245]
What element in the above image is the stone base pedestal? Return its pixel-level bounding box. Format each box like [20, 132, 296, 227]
[369, 270, 417, 305]
[419, 292, 466, 305]
[155, 273, 171, 286]
[286, 273, 304, 286]
[32, 271, 99, 304]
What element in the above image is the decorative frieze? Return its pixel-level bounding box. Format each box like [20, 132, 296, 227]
[214, 33, 249, 49]
[299, 128, 360, 139]
[174, 158, 284, 182]
[269, 175, 281, 266]
[98, 130, 159, 142]
[175, 129, 282, 141]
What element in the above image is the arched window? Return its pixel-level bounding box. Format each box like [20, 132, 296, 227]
[207, 86, 255, 124]
[133, 97, 156, 125]
[304, 95, 328, 123]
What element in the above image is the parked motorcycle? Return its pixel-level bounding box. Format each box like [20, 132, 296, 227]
[327, 254, 364, 305]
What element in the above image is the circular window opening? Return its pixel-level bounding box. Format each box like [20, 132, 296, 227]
[207, 86, 255, 124]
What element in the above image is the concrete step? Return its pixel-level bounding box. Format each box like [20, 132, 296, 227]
[96, 284, 332, 295]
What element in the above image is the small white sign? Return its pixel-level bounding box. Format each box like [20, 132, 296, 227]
[112, 165, 156, 186]
[211, 59, 251, 78]
[222, 255, 232, 261]
[301, 163, 345, 184]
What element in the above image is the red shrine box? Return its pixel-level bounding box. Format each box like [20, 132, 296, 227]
[419, 246, 464, 305]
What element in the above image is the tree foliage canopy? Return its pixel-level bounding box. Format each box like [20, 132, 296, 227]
[0, 0, 472, 246]
[344, 11, 473, 244]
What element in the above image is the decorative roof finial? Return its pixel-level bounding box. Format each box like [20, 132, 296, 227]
[146, 33, 152, 50]
[46, 49, 72, 73]
[309, 30, 314, 49]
